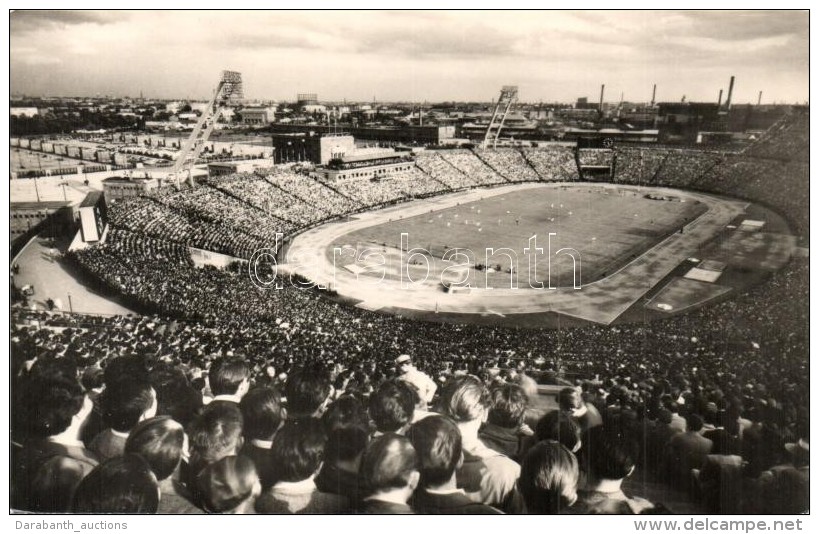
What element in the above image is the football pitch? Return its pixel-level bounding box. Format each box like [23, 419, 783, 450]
[332, 186, 707, 288]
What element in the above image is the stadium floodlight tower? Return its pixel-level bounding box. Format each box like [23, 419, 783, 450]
[170, 70, 244, 188]
[482, 85, 518, 149]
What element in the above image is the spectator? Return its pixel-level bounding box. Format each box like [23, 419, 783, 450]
[196, 455, 260, 514]
[395, 354, 437, 407]
[315, 426, 370, 506]
[186, 401, 244, 497]
[533, 410, 583, 454]
[664, 413, 713, 493]
[71, 454, 159, 513]
[558, 387, 603, 434]
[90, 379, 157, 460]
[480, 384, 529, 461]
[575, 427, 656, 514]
[369, 379, 416, 436]
[518, 441, 580, 514]
[256, 419, 348, 514]
[358, 434, 419, 514]
[125, 416, 200, 514]
[207, 357, 251, 405]
[285, 368, 333, 419]
[12, 376, 98, 513]
[437, 375, 523, 513]
[408, 415, 501, 514]
[239, 386, 285, 490]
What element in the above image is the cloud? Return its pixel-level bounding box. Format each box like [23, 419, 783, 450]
[10, 10, 125, 34]
[223, 33, 321, 51]
[352, 24, 519, 58]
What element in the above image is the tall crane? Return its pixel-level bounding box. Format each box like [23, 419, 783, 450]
[482, 85, 518, 149]
[170, 70, 243, 187]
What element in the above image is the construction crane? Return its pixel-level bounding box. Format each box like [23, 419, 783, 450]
[482, 85, 518, 149]
[170, 70, 243, 188]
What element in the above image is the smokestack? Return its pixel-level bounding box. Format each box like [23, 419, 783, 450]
[725, 76, 735, 109]
[718, 89, 723, 107]
[599, 84, 605, 113]
[651, 84, 657, 106]
[758, 91, 763, 106]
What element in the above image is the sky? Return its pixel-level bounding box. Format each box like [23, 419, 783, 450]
[9, 10, 810, 104]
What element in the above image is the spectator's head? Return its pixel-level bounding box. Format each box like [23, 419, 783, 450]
[239, 387, 285, 442]
[558, 387, 584, 415]
[125, 416, 186, 481]
[285, 368, 332, 419]
[437, 375, 489, 431]
[407, 415, 461, 489]
[104, 355, 150, 388]
[360, 434, 419, 500]
[153, 381, 203, 429]
[686, 413, 705, 433]
[71, 454, 159, 513]
[487, 384, 528, 429]
[195, 455, 260, 514]
[369, 380, 416, 433]
[269, 419, 326, 483]
[586, 427, 637, 482]
[21, 376, 91, 440]
[187, 402, 244, 469]
[100, 379, 157, 433]
[519, 441, 579, 514]
[535, 410, 583, 453]
[395, 354, 413, 374]
[321, 395, 369, 433]
[324, 426, 370, 471]
[208, 357, 251, 398]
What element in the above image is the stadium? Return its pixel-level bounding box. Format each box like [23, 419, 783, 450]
[10, 13, 809, 517]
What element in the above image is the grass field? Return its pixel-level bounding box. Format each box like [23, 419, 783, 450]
[331, 185, 707, 288]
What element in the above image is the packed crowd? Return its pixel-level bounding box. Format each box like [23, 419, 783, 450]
[437, 150, 509, 186]
[10, 253, 809, 513]
[476, 149, 540, 183]
[414, 152, 479, 190]
[743, 109, 809, 162]
[577, 149, 614, 167]
[520, 147, 580, 181]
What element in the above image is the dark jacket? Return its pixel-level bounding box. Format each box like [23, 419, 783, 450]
[412, 488, 502, 514]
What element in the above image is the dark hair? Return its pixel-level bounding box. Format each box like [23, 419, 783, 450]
[535, 411, 582, 452]
[322, 395, 370, 433]
[437, 375, 489, 423]
[519, 441, 579, 514]
[686, 413, 705, 432]
[360, 434, 418, 492]
[71, 454, 159, 513]
[324, 426, 370, 464]
[285, 369, 332, 418]
[487, 384, 528, 428]
[240, 387, 285, 441]
[269, 419, 326, 483]
[187, 402, 244, 469]
[195, 455, 259, 513]
[154, 381, 203, 428]
[558, 387, 583, 412]
[369, 380, 416, 433]
[407, 415, 461, 488]
[21, 376, 86, 439]
[208, 357, 251, 397]
[101, 380, 155, 432]
[586, 427, 636, 481]
[125, 416, 185, 481]
[104, 356, 149, 388]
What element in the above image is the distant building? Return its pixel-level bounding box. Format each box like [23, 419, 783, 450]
[272, 133, 356, 165]
[314, 152, 415, 182]
[10, 201, 73, 244]
[239, 107, 276, 125]
[207, 161, 271, 177]
[102, 176, 158, 202]
[270, 124, 455, 146]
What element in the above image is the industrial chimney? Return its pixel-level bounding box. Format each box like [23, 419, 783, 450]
[718, 89, 723, 107]
[725, 76, 735, 109]
[758, 91, 763, 106]
[651, 84, 657, 106]
[599, 84, 605, 112]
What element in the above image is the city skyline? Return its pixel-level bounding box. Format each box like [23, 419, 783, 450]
[10, 10, 810, 104]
